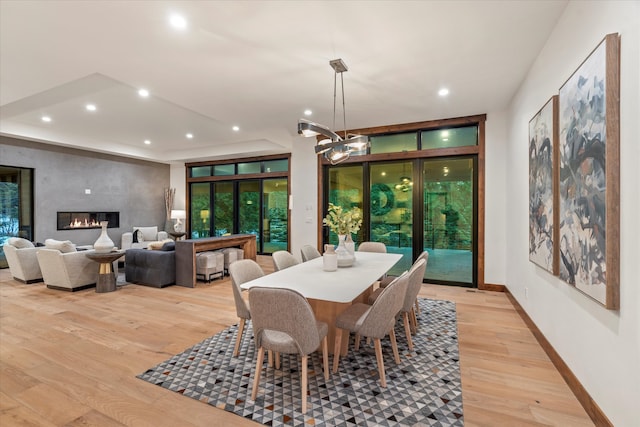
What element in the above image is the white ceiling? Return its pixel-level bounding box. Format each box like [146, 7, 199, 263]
[0, 0, 568, 164]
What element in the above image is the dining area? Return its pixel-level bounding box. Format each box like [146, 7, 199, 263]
[230, 242, 428, 414]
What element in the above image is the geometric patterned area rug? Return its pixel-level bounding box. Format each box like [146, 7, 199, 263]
[137, 298, 463, 426]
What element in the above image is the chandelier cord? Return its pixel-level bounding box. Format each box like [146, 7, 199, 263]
[341, 72, 347, 140]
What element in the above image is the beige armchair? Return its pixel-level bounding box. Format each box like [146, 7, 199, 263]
[3, 238, 43, 283]
[121, 226, 168, 250]
[37, 248, 102, 291]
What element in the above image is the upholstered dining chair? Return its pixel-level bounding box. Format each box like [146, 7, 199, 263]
[369, 258, 427, 351]
[378, 250, 429, 315]
[249, 287, 329, 414]
[272, 250, 299, 271]
[300, 245, 321, 262]
[332, 271, 409, 387]
[228, 259, 264, 357]
[357, 241, 387, 253]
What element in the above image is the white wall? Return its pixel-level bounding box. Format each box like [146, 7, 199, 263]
[505, 2, 639, 426]
[290, 136, 320, 261]
[170, 163, 187, 210]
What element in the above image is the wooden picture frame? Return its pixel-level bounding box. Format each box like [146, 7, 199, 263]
[558, 33, 620, 309]
[529, 96, 559, 275]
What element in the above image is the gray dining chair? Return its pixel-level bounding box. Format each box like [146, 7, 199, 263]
[332, 271, 409, 387]
[249, 287, 329, 414]
[272, 250, 299, 271]
[357, 241, 387, 253]
[379, 250, 428, 315]
[369, 258, 427, 351]
[228, 259, 264, 357]
[300, 245, 321, 262]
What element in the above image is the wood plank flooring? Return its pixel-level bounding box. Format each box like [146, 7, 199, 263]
[0, 256, 593, 426]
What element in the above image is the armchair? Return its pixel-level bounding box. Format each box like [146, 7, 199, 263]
[3, 238, 43, 283]
[37, 248, 101, 291]
[121, 226, 168, 250]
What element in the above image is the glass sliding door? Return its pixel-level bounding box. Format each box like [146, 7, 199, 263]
[325, 165, 363, 245]
[0, 166, 34, 269]
[262, 178, 288, 254]
[213, 181, 234, 236]
[238, 180, 261, 248]
[370, 161, 413, 275]
[190, 182, 211, 239]
[423, 157, 475, 285]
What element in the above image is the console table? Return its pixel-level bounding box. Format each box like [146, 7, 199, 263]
[175, 234, 257, 287]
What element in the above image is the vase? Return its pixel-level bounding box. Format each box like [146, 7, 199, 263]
[323, 244, 338, 271]
[94, 221, 115, 253]
[336, 234, 355, 267]
[344, 234, 356, 257]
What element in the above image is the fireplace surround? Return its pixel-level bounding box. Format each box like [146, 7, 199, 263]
[57, 211, 119, 230]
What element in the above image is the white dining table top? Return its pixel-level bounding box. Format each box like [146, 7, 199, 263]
[240, 251, 402, 303]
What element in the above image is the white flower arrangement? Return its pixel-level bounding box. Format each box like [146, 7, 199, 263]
[322, 203, 363, 235]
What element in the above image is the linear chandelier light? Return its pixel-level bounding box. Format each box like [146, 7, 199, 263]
[297, 58, 369, 165]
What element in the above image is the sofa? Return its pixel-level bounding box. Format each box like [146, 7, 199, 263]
[121, 226, 169, 251]
[3, 237, 43, 283]
[37, 248, 101, 291]
[125, 241, 176, 288]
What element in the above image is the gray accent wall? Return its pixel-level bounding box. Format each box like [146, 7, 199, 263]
[1, 136, 170, 247]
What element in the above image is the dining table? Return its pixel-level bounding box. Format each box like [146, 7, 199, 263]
[240, 251, 402, 355]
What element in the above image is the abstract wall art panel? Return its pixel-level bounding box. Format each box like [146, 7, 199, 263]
[529, 96, 559, 275]
[558, 33, 620, 309]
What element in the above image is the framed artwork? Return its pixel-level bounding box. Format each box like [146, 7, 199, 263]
[529, 96, 559, 275]
[558, 33, 620, 309]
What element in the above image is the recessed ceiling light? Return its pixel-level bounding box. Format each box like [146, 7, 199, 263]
[138, 88, 149, 98]
[438, 88, 449, 97]
[169, 14, 187, 30]
[186, 133, 194, 139]
[41, 116, 52, 122]
[144, 140, 151, 145]
[85, 104, 97, 111]
[232, 126, 240, 132]
[304, 109, 312, 116]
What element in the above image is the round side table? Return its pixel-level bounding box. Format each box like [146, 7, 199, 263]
[169, 231, 186, 241]
[85, 250, 124, 293]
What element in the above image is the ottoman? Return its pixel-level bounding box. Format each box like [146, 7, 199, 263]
[196, 251, 224, 282]
[220, 248, 244, 275]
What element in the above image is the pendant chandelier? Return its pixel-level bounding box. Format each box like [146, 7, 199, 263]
[297, 58, 369, 165]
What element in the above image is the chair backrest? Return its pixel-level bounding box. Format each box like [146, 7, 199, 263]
[229, 259, 264, 319]
[357, 241, 387, 253]
[402, 258, 427, 312]
[300, 245, 321, 262]
[272, 250, 299, 271]
[249, 287, 321, 355]
[357, 271, 409, 339]
[416, 250, 429, 266]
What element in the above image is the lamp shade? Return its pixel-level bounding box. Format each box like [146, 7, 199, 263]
[170, 209, 186, 220]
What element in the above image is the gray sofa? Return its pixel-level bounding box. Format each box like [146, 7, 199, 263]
[125, 244, 175, 288]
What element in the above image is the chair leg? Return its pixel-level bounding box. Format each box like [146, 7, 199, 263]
[354, 332, 361, 351]
[373, 338, 386, 387]
[389, 328, 401, 364]
[322, 336, 329, 380]
[275, 352, 281, 370]
[233, 318, 246, 357]
[251, 347, 264, 401]
[268, 350, 273, 367]
[333, 328, 343, 373]
[301, 355, 308, 414]
[403, 312, 414, 351]
[415, 298, 420, 314]
[411, 307, 418, 333]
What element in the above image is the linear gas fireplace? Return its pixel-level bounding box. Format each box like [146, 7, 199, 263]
[57, 211, 120, 230]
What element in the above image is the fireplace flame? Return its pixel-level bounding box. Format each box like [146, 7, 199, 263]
[69, 218, 101, 228]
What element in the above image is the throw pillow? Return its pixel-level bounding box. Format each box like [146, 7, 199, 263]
[160, 241, 175, 251]
[133, 229, 144, 243]
[146, 240, 165, 250]
[44, 239, 77, 253]
[7, 237, 35, 249]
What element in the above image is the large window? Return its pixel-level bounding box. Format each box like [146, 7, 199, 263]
[0, 166, 34, 269]
[186, 156, 290, 254]
[322, 116, 484, 287]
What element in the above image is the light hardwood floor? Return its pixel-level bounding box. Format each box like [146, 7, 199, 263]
[0, 256, 593, 426]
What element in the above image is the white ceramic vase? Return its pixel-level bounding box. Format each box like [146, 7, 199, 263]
[323, 244, 338, 272]
[94, 221, 115, 253]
